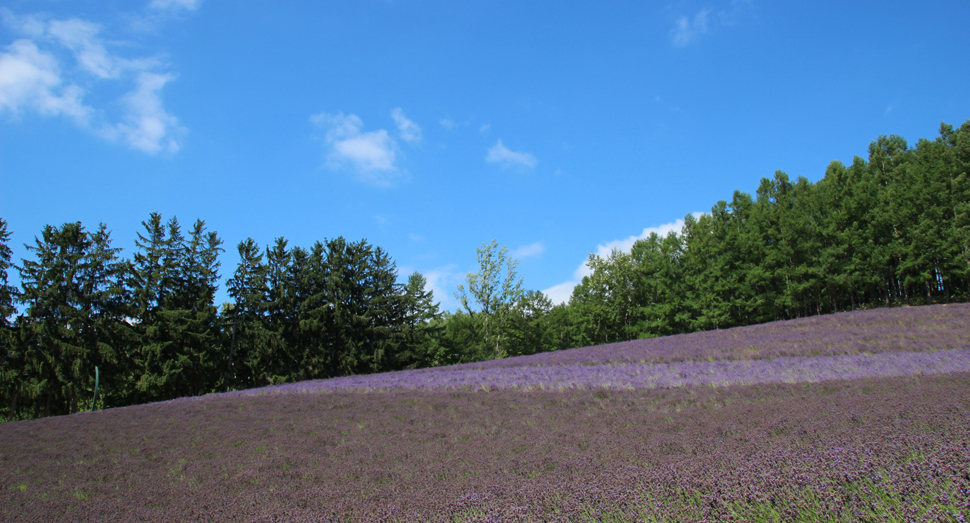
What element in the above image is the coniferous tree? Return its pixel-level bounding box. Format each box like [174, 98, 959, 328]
[226, 238, 271, 389]
[631, 231, 687, 337]
[0, 219, 23, 419]
[172, 219, 224, 396]
[263, 237, 294, 379]
[287, 242, 330, 381]
[130, 215, 223, 402]
[398, 271, 446, 368]
[129, 213, 181, 403]
[17, 222, 128, 416]
[319, 237, 408, 375]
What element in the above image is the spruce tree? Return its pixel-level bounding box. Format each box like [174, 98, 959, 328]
[18, 222, 128, 416]
[226, 238, 271, 389]
[398, 272, 446, 368]
[0, 219, 22, 419]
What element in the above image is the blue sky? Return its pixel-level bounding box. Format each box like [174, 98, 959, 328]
[2, 0, 968, 309]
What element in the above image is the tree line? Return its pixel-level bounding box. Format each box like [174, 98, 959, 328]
[561, 120, 970, 345]
[0, 214, 453, 419]
[1, 120, 968, 420]
[433, 121, 969, 354]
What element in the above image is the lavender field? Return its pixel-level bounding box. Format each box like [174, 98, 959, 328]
[2, 304, 970, 521]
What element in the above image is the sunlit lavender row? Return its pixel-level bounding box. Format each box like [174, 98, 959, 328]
[454, 303, 970, 370]
[237, 348, 970, 394]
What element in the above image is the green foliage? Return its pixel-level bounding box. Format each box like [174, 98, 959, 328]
[398, 272, 446, 368]
[0, 218, 22, 419]
[565, 120, 970, 341]
[129, 214, 224, 404]
[504, 289, 555, 357]
[225, 235, 431, 387]
[15, 222, 128, 416]
[455, 239, 524, 360]
[3, 119, 970, 420]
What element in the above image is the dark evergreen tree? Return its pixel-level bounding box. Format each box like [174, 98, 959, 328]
[130, 215, 224, 403]
[226, 238, 272, 389]
[398, 272, 446, 368]
[0, 219, 23, 420]
[319, 238, 408, 375]
[263, 237, 295, 379]
[17, 222, 128, 416]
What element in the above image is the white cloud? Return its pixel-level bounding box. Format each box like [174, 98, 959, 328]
[511, 241, 545, 259]
[486, 139, 537, 170]
[671, 2, 750, 47]
[671, 8, 711, 47]
[334, 131, 396, 171]
[105, 72, 182, 154]
[423, 265, 461, 310]
[479, 123, 490, 134]
[49, 19, 118, 78]
[0, 39, 92, 123]
[391, 107, 421, 143]
[591, 213, 703, 259]
[0, 9, 186, 155]
[541, 214, 703, 304]
[148, 0, 201, 12]
[543, 280, 579, 307]
[310, 111, 402, 187]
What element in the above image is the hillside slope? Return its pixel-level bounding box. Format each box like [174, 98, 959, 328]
[2, 304, 969, 522]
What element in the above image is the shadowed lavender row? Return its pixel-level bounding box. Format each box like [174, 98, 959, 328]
[238, 348, 970, 394]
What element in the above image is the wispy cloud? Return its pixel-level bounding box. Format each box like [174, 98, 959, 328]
[47, 18, 158, 78]
[0, 7, 187, 154]
[486, 139, 537, 170]
[310, 111, 403, 187]
[104, 72, 183, 153]
[671, 8, 712, 47]
[671, 1, 749, 47]
[148, 0, 201, 13]
[439, 118, 455, 130]
[512, 241, 545, 259]
[542, 214, 703, 304]
[391, 107, 421, 143]
[479, 123, 490, 134]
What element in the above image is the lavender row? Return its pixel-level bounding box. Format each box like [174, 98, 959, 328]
[235, 347, 970, 394]
[451, 302, 970, 370]
[3, 372, 968, 521]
